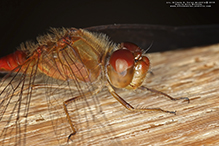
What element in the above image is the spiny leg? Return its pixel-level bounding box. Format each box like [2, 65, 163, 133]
[63, 96, 78, 143]
[107, 85, 177, 115]
[140, 86, 190, 103]
[63, 89, 101, 143]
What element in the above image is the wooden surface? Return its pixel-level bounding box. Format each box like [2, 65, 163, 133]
[1, 44, 219, 146]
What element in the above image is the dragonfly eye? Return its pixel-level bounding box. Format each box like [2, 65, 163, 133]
[120, 42, 141, 52]
[107, 49, 134, 88]
[109, 49, 134, 73]
[120, 42, 142, 60]
[107, 42, 150, 89]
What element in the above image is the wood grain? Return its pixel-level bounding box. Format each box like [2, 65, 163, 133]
[1, 43, 219, 146]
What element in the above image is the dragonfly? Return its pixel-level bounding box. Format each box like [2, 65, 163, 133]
[0, 27, 189, 145]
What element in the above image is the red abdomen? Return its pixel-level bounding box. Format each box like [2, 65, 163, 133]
[0, 50, 27, 72]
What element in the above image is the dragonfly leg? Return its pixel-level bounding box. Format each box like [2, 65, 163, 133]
[63, 88, 102, 142]
[108, 85, 178, 115]
[140, 86, 190, 103]
[63, 96, 78, 142]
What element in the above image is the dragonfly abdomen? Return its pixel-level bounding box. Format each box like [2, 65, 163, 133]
[0, 50, 27, 72]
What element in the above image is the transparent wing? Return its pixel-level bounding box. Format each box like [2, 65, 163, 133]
[0, 28, 120, 146]
[0, 60, 40, 145]
[39, 35, 117, 145]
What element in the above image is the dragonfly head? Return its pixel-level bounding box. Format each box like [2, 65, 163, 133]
[107, 42, 150, 90]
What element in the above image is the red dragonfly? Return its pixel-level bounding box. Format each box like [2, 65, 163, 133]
[0, 27, 189, 145]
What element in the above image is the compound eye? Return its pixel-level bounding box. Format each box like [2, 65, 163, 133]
[120, 42, 142, 59]
[109, 49, 134, 73]
[107, 49, 135, 88]
[120, 42, 141, 52]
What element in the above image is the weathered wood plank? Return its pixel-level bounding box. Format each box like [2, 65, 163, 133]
[1, 43, 219, 146]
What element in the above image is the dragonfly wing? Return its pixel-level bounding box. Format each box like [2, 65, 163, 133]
[0, 28, 121, 145]
[0, 60, 41, 145]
